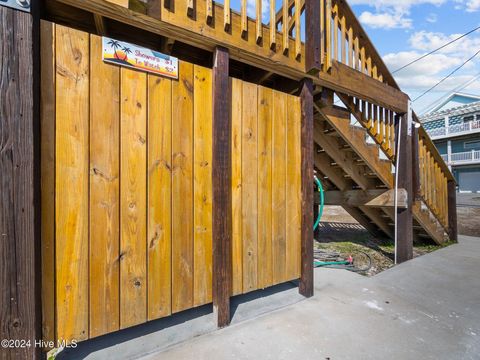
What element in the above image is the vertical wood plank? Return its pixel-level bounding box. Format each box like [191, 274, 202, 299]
[333, 4, 338, 61]
[206, 0, 213, 23]
[89, 34, 120, 337]
[286, 95, 302, 280]
[272, 90, 287, 284]
[257, 86, 273, 289]
[55, 25, 90, 341]
[242, 81, 259, 292]
[193, 65, 213, 306]
[147, 75, 172, 320]
[40, 20, 56, 345]
[172, 61, 194, 313]
[325, 0, 332, 69]
[212, 47, 232, 327]
[1, 8, 42, 358]
[231, 78, 243, 296]
[120, 68, 147, 328]
[299, 79, 314, 298]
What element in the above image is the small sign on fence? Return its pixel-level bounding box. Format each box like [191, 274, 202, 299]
[102, 37, 178, 79]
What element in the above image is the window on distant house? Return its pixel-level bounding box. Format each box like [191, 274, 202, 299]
[463, 115, 475, 123]
[464, 140, 480, 150]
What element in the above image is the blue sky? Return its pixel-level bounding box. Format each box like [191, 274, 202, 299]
[347, 0, 480, 113]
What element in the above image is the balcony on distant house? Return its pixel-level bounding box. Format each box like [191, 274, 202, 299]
[441, 150, 480, 166]
[427, 119, 480, 140]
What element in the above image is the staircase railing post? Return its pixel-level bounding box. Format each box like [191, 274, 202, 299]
[305, 0, 321, 74]
[412, 124, 421, 201]
[395, 109, 414, 263]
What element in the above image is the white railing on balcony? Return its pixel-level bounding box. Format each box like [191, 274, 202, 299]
[448, 150, 480, 165]
[426, 119, 480, 139]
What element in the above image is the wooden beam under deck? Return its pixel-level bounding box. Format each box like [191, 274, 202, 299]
[322, 189, 407, 208]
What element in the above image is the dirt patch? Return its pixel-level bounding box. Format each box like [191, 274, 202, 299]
[316, 207, 451, 276]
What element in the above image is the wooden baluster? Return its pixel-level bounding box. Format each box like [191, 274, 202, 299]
[295, 0, 301, 58]
[360, 46, 366, 74]
[378, 107, 384, 145]
[333, 3, 339, 61]
[366, 102, 372, 130]
[340, 15, 346, 64]
[418, 139, 424, 198]
[270, 0, 275, 48]
[348, 27, 353, 67]
[325, 0, 332, 69]
[385, 109, 391, 155]
[372, 105, 378, 137]
[354, 37, 360, 71]
[283, 0, 289, 53]
[320, 0, 325, 65]
[372, 65, 378, 80]
[224, 0, 231, 31]
[206, 0, 213, 23]
[366, 57, 372, 77]
[378, 74, 383, 83]
[256, 0, 262, 43]
[361, 100, 367, 126]
[390, 111, 395, 158]
[187, 0, 194, 17]
[241, 0, 248, 37]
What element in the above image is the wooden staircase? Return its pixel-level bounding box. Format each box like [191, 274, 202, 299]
[312, 91, 450, 244]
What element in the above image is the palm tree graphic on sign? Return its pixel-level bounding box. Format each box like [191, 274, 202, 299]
[107, 40, 132, 62]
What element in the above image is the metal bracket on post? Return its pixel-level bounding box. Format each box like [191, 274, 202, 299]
[0, 0, 30, 12]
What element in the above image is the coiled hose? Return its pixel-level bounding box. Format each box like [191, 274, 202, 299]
[314, 176, 324, 231]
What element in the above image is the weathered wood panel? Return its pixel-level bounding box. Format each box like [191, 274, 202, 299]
[193, 64, 213, 306]
[172, 61, 195, 313]
[120, 67, 147, 328]
[272, 90, 287, 285]
[241, 81, 259, 293]
[231, 78, 243, 296]
[257, 86, 273, 289]
[40, 20, 56, 346]
[147, 74, 172, 320]
[1, 8, 41, 359]
[89, 34, 121, 337]
[55, 24, 90, 341]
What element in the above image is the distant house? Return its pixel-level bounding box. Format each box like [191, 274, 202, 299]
[420, 93, 480, 193]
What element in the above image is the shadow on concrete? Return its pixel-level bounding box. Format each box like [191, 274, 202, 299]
[57, 282, 302, 359]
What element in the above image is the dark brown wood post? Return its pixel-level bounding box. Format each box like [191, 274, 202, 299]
[447, 180, 458, 242]
[212, 46, 232, 328]
[299, 79, 314, 297]
[305, 0, 321, 74]
[0, 3, 42, 359]
[412, 125, 421, 201]
[395, 112, 414, 263]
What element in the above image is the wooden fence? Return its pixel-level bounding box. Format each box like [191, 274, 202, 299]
[41, 22, 303, 344]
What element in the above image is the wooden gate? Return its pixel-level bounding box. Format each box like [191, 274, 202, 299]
[41, 22, 302, 344]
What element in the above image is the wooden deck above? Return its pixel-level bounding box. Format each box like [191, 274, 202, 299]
[46, 0, 409, 112]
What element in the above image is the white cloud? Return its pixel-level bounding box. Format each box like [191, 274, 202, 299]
[358, 11, 412, 29]
[426, 13, 438, 23]
[247, 0, 269, 20]
[454, 0, 480, 12]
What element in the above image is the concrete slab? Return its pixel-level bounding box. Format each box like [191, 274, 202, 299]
[142, 236, 480, 360]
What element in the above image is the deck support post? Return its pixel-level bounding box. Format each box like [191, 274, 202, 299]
[212, 46, 232, 328]
[305, 0, 321, 74]
[299, 78, 314, 297]
[0, 3, 42, 359]
[395, 111, 414, 263]
[447, 181, 458, 242]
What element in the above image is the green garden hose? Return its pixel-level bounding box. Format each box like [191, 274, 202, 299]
[314, 176, 324, 231]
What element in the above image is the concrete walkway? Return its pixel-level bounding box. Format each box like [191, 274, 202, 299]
[145, 235, 480, 360]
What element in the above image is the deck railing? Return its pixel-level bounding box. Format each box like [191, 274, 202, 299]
[426, 119, 480, 139]
[450, 150, 480, 164]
